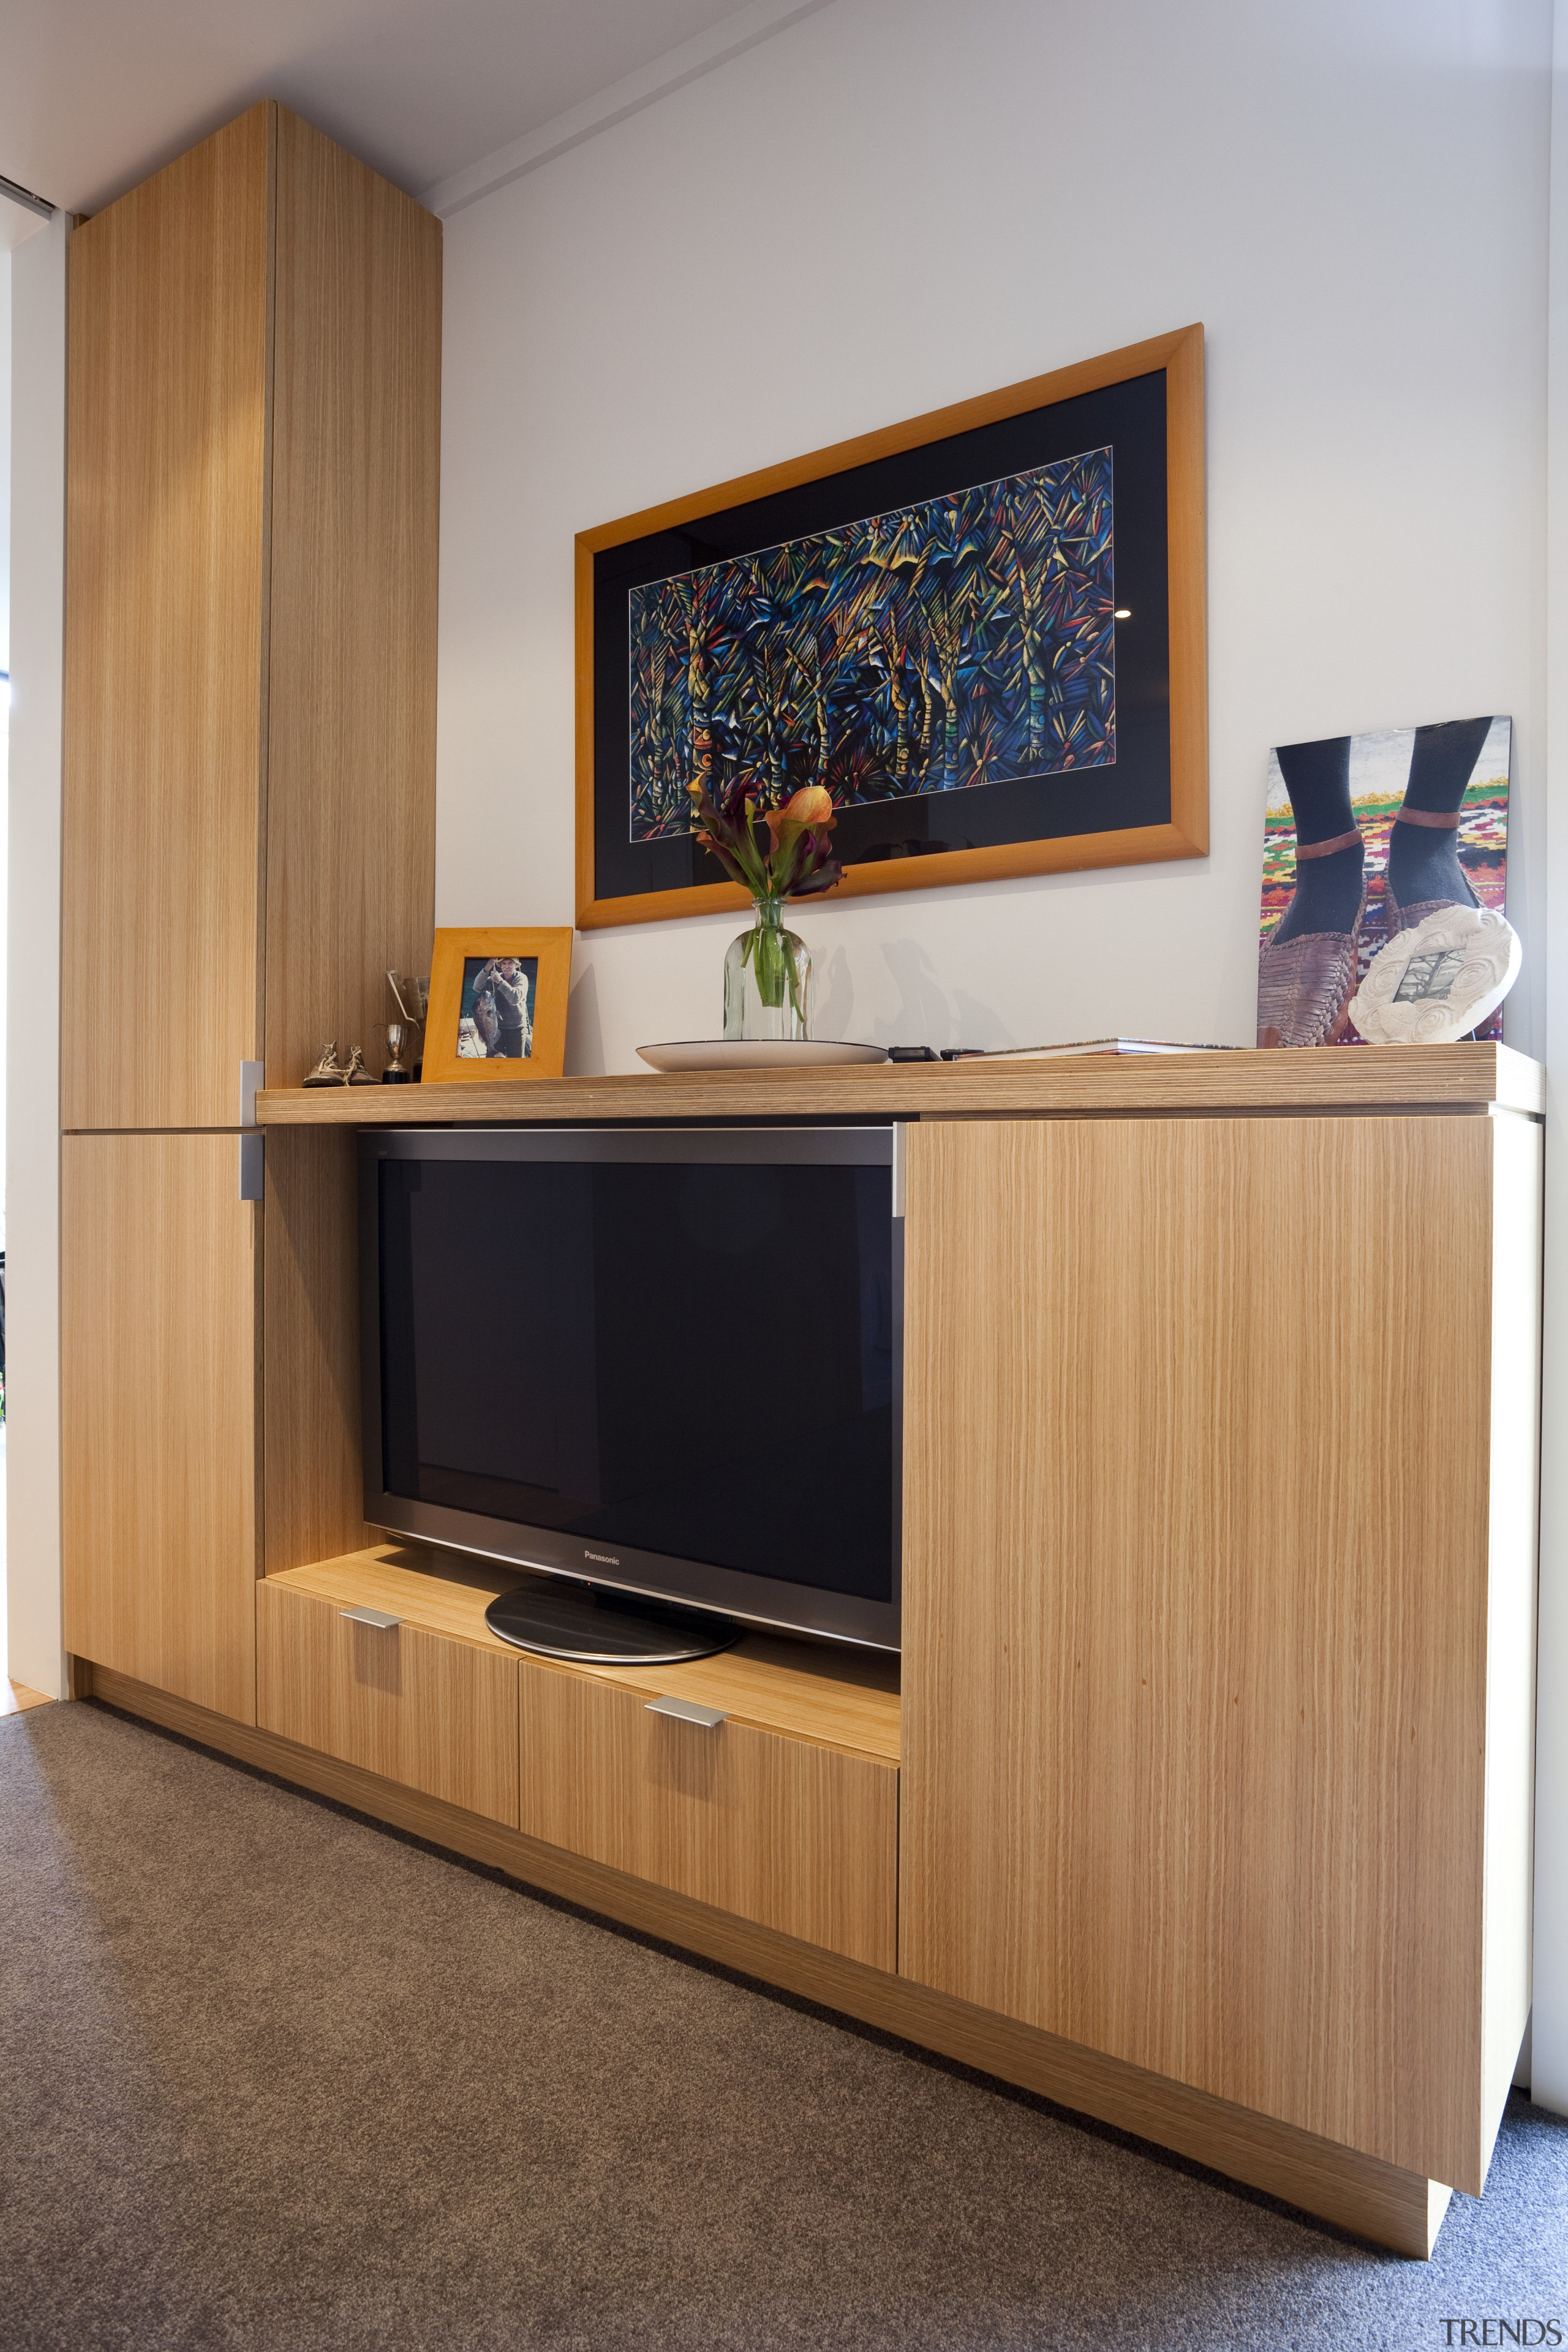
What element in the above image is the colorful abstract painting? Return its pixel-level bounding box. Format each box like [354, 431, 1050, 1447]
[627, 447, 1116, 842]
[1259, 717, 1510, 1046]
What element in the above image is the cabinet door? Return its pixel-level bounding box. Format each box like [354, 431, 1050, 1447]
[899, 1113, 1496, 2192]
[62, 104, 269, 1130]
[62, 1134, 260, 1721]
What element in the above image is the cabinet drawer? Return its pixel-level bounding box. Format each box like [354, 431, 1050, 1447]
[518, 1662, 897, 1970]
[258, 1581, 519, 1826]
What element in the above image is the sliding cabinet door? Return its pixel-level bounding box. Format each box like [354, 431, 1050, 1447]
[62, 1134, 260, 1721]
[899, 1112, 1502, 2196]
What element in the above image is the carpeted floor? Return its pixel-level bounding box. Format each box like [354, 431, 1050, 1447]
[1, 1703, 1564, 2351]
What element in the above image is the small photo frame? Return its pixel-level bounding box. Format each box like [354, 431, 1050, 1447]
[423, 929, 573, 1084]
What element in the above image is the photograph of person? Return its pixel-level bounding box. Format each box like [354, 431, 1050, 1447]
[1257, 714, 1509, 1048]
[456, 954, 538, 1060]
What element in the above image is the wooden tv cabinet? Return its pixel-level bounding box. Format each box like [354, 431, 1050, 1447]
[67, 1045, 1543, 2261]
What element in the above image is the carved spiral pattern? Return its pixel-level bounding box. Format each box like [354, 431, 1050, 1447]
[1348, 905, 1521, 1046]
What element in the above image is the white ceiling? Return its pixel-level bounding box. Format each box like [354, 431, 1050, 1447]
[0, 0, 809, 244]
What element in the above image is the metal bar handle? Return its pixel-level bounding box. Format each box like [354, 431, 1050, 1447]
[646, 1694, 727, 1729]
[340, 1606, 404, 1630]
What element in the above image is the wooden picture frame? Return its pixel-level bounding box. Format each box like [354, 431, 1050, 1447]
[576, 324, 1207, 931]
[421, 928, 573, 1083]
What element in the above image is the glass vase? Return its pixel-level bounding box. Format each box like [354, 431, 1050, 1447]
[723, 897, 812, 1041]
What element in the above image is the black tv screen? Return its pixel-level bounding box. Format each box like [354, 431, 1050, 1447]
[361, 1128, 902, 1649]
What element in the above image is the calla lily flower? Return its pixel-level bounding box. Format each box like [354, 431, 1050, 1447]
[763, 785, 836, 849]
[687, 773, 843, 904]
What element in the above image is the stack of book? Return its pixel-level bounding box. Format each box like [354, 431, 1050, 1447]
[948, 1038, 1235, 1063]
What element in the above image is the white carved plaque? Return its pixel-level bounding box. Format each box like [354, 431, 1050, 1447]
[1348, 903, 1521, 1045]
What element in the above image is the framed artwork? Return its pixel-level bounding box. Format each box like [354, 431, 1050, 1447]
[422, 928, 573, 1083]
[1257, 715, 1510, 1049]
[575, 324, 1207, 930]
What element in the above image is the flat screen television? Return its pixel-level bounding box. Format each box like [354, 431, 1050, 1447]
[360, 1126, 902, 1656]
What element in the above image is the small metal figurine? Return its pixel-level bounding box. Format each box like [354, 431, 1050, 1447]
[303, 1041, 345, 1087]
[382, 1022, 413, 1084]
[343, 1045, 377, 1085]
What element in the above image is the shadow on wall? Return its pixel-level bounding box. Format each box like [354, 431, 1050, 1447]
[814, 945, 854, 1040]
[565, 965, 604, 1076]
[562, 931, 1024, 1065]
[878, 939, 1016, 1052]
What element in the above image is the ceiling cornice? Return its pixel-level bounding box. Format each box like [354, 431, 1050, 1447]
[423, 0, 833, 218]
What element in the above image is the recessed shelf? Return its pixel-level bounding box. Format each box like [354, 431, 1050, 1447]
[265, 1544, 902, 1762]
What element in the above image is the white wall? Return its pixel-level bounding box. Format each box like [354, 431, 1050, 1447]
[1, 245, 12, 1242]
[435, 0, 1553, 1068]
[7, 213, 68, 1700]
[1535, 0, 1568, 2118]
[1, 246, 11, 675]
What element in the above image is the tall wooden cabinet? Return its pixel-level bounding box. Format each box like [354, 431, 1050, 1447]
[60, 103, 441, 1719]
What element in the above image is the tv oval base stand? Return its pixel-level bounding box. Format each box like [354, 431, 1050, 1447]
[63, 1044, 1544, 2263]
[485, 1577, 743, 1665]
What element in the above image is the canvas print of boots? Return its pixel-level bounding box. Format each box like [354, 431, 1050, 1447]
[1257, 715, 1510, 1049]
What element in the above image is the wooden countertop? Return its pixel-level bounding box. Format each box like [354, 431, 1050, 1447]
[256, 1041, 1544, 1125]
[268, 1544, 902, 1762]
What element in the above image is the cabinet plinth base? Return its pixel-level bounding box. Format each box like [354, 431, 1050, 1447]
[80, 1662, 1450, 2260]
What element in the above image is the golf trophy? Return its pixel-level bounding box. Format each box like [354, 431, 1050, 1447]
[382, 1022, 412, 1084]
[386, 971, 431, 1082]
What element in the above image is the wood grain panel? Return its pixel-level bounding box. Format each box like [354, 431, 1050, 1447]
[257, 1578, 517, 1825]
[262, 1127, 368, 1574]
[270, 1547, 900, 1754]
[569, 1633, 900, 1758]
[1479, 1109, 1542, 2180]
[61, 1134, 260, 1721]
[265, 107, 440, 1090]
[518, 1659, 898, 1969]
[271, 1547, 537, 1648]
[62, 103, 271, 1131]
[254, 1042, 1543, 1127]
[899, 1114, 1498, 2193]
[1164, 318, 1208, 857]
[87, 1667, 1449, 2257]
